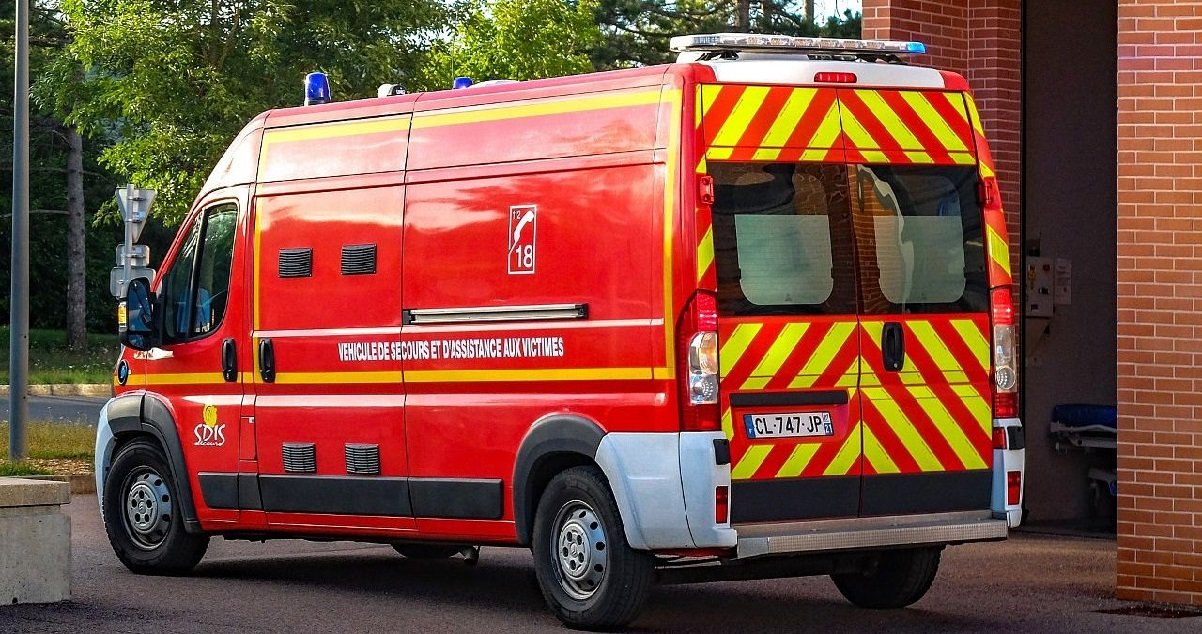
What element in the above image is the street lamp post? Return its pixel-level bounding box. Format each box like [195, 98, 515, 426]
[9, 0, 30, 461]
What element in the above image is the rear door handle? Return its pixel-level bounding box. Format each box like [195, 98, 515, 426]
[258, 338, 275, 383]
[882, 322, 905, 372]
[221, 338, 237, 382]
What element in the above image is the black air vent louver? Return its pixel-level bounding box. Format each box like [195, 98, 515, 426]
[345, 444, 381, 475]
[278, 248, 313, 278]
[282, 443, 316, 473]
[341, 244, 377, 275]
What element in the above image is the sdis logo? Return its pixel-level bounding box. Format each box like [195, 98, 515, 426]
[194, 404, 226, 447]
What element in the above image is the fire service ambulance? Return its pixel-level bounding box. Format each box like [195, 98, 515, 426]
[100, 33, 1025, 629]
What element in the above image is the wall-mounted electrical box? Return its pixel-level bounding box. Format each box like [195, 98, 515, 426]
[1026, 256, 1054, 317]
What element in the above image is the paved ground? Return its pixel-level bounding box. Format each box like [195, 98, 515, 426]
[1, 495, 1199, 633]
[0, 396, 105, 426]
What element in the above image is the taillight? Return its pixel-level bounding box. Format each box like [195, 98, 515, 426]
[991, 286, 1017, 418]
[992, 427, 1007, 450]
[814, 71, 857, 84]
[715, 485, 729, 524]
[1007, 471, 1022, 506]
[679, 291, 720, 431]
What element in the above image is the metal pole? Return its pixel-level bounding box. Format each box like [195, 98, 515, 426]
[8, 0, 30, 461]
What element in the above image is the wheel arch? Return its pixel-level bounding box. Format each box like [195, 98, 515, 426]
[100, 393, 201, 533]
[513, 415, 606, 546]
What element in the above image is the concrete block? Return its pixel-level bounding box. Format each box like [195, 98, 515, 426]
[0, 478, 71, 605]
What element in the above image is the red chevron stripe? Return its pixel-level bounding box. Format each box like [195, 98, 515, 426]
[814, 334, 860, 386]
[838, 91, 906, 152]
[925, 92, 976, 151]
[763, 321, 832, 390]
[859, 395, 923, 473]
[929, 319, 991, 401]
[753, 440, 800, 480]
[877, 380, 965, 471]
[893, 330, 991, 463]
[930, 381, 993, 464]
[734, 87, 794, 148]
[701, 85, 747, 147]
[783, 89, 839, 149]
[720, 321, 785, 387]
[877, 90, 955, 162]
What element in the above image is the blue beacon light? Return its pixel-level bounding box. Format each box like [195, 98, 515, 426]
[304, 72, 332, 106]
[453, 76, 474, 90]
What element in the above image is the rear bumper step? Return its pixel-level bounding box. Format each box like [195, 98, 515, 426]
[735, 510, 1006, 559]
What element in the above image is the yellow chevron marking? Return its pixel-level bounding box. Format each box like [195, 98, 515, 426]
[722, 407, 734, 440]
[902, 92, 971, 153]
[904, 151, 935, 164]
[857, 90, 922, 149]
[988, 225, 1012, 275]
[952, 384, 994, 435]
[760, 88, 818, 147]
[801, 148, 831, 161]
[864, 387, 942, 472]
[696, 156, 707, 174]
[950, 319, 990, 373]
[962, 93, 986, 136]
[752, 148, 783, 161]
[697, 225, 715, 283]
[719, 323, 763, 378]
[907, 321, 969, 385]
[858, 357, 881, 387]
[979, 161, 997, 179]
[826, 423, 863, 476]
[952, 152, 978, 165]
[862, 423, 901, 474]
[743, 323, 810, 390]
[839, 106, 876, 150]
[789, 322, 855, 388]
[908, 385, 987, 469]
[662, 87, 682, 380]
[810, 100, 843, 150]
[732, 444, 773, 480]
[776, 443, 822, 478]
[700, 85, 723, 118]
[712, 86, 772, 146]
[836, 365, 858, 388]
[706, 147, 734, 160]
[695, 85, 705, 130]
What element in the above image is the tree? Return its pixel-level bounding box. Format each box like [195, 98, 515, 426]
[44, 0, 449, 226]
[417, 0, 602, 90]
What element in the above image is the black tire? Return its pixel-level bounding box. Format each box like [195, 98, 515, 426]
[391, 543, 463, 559]
[102, 439, 209, 575]
[532, 465, 654, 631]
[831, 547, 942, 609]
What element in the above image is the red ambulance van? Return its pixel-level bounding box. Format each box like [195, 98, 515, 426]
[100, 33, 1025, 629]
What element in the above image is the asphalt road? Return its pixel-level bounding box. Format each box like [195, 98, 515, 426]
[0, 395, 105, 426]
[2, 495, 1200, 633]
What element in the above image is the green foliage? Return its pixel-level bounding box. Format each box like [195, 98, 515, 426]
[0, 421, 98, 461]
[0, 328, 119, 384]
[418, 0, 602, 90]
[44, 0, 449, 225]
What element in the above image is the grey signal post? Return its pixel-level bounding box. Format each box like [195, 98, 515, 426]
[8, 0, 30, 461]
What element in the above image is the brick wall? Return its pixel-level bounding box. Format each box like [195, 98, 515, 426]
[1115, 0, 1202, 607]
[863, 0, 1022, 280]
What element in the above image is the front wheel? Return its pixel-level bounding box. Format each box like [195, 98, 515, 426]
[102, 439, 209, 575]
[532, 466, 653, 630]
[831, 547, 942, 609]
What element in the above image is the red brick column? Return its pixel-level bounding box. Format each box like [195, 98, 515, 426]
[1115, 0, 1202, 606]
[863, 0, 1022, 278]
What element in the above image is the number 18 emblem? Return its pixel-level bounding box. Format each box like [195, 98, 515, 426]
[508, 204, 537, 275]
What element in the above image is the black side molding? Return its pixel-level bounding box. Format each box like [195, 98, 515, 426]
[410, 478, 503, 520]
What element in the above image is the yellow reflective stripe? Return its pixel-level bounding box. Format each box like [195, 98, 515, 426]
[952, 384, 994, 436]
[275, 371, 402, 385]
[135, 372, 226, 385]
[862, 423, 900, 474]
[696, 156, 708, 174]
[742, 323, 809, 390]
[721, 407, 734, 440]
[405, 367, 652, 383]
[719, 323, 762, 378]
[907, 321, 968, 385]
[864, 387, 942, 472]
[962, 93, 986, 136]
[411, 89, 662, 129]
[979, 161, 997, 179]
[988, 225, 1012, 275]
[712, 86, 771, 147]
[858, 90, 922, 149]
[776, 443, 821, 478]
[951, 319, 990, 373]
[760, 88, 817, 147]
[952, 152, 977, 165]
[809, 101, 843, 150]
[732, 445, 773, 480]
[789, 322, 855, 388]
[858, 357, 881, 386]
[696, 225, 715, 283]
[825, 423, 862, 476]
[699, 85, 723, 117]
[838, 106, 877, 150]
[706, 147, 735, 160]
[662, 87, 682, 380]
[695, 85, 705, 130]
[836, 365, 858, 388]
[901, 92, 971, 153]
[801, 149, 831, 161]
[908, 385, 987, 470]
[263, 116, 410, 147]
[752, 148, 783, 161]
[904, 151, 935, 164]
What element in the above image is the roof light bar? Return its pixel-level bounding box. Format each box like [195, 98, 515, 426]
[670, 33, 927, 55]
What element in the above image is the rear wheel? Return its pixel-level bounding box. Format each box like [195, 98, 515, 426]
[102, 439, 208, 574]
[532, 466, 654, 630]
[831, 547, 941, 609]
[391, 543, 463, 559]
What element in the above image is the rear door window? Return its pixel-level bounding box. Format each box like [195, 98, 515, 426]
[851, 165, 988, 314]
[710, 162, 857, 316]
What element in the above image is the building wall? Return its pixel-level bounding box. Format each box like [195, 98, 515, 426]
[1115, 0, 1202, 606]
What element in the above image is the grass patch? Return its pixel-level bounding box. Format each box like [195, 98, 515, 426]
[0, 421, 95, 476]
[0, 461, 53, 476]
[0, 327, 118, 384]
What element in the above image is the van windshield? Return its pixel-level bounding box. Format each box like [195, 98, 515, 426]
[709, 162, 987, 317]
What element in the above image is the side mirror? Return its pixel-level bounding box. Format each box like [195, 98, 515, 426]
[120, 277, 159, 351]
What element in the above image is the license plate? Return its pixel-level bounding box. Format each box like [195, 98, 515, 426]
[743, 411, 834, 439]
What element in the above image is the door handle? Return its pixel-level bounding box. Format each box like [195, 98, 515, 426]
[258, 338, 275, 383]
[882, 322, 905, 372]
[221, 338, 237, 382]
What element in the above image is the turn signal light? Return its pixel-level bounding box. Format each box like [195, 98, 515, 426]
[715, 485, 730, 524]
[991, 287, 1018, 418]
[1007, 471, 1022, 506]
[679, 291, 721, 431]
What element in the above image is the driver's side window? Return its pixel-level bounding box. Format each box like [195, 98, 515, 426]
[161, 203, 238, 342]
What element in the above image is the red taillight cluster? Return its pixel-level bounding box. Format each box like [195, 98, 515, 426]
[814, 72, 857, 84]
[1007, 471, 1022, 506]
[678, 291, 720, 432]
[990, 287, 1018, 419]
[715, 485, 729, 524]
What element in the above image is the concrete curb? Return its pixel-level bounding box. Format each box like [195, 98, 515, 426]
[20, 475, 95, 495]
[0, 384, 110, 397]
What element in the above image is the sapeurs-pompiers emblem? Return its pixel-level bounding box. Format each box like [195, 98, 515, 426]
[194, 404, 226, 447]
